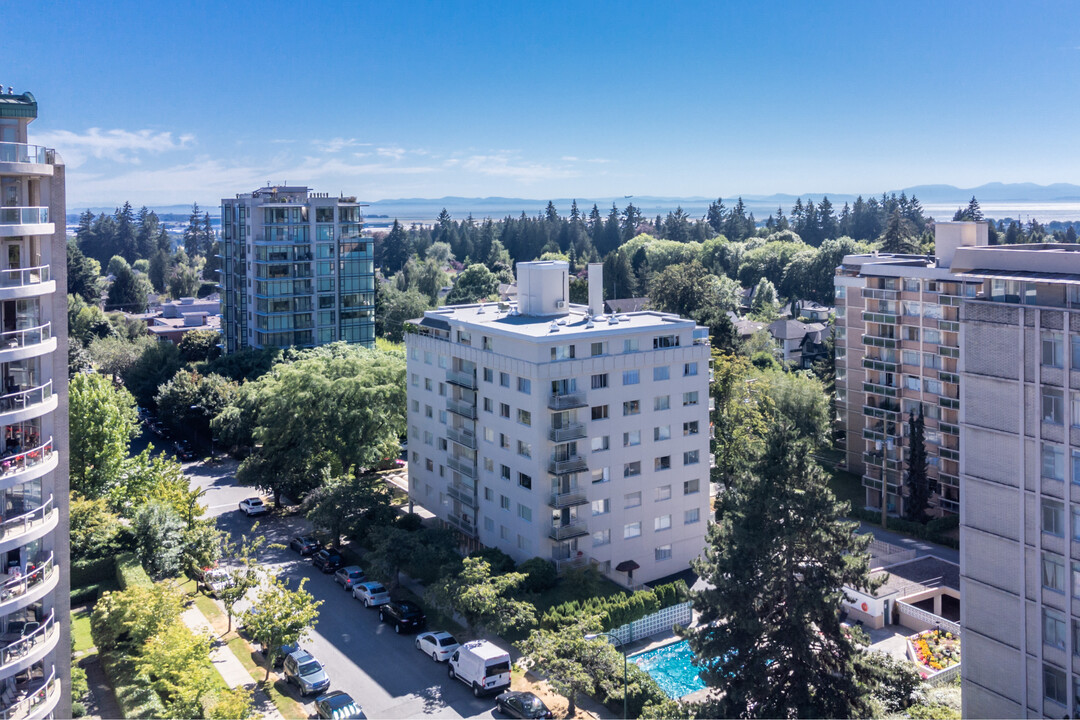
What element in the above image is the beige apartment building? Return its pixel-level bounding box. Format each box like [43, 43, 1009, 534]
[952, 242, 1080, 717]
[404, 261, 711, 586]
[834, 222, 985, 517]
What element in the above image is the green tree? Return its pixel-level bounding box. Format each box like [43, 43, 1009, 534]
[216, 530, 265, 633]
[70, 373, 140, 498]
[167, 262, 201, 299]
[155, 371, 238, 441]
[880, 208, 917, 254]
[208, 687, 255, 720]
[135, 620, 215, 718]
[304, 467, 392, 548]
[759, 368, 832, 449]
[148, 249, 170, 294]
[133, 501, 187, 579]
[183, 203, 203, 257]
[376, 285, 431, 342]
[123, 340, 182, 408]
[381, 219, 413, 275]
[177, 329, 222, 363]
[70, 495, 127, 562]
[687, 419, 877, 718]
[67, 240, 101, 304]
[242, 576, 322, 682]
[749, 277, 778, 321]
[521, 625, 605, 717]
[425, 557, 535, 637]
[90, 582, 184, 652]
[952, 196, 983, 222]
[86, 335, 151, 381]
[903, 407, 934, 522]
[444, 263, 498, 305]
[365, 526, 424, 589]
[106, 262, 148, 312]
[709, 352, 766, 491]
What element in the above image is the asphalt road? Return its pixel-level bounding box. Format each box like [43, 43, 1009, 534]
[187, 456, 504, 719]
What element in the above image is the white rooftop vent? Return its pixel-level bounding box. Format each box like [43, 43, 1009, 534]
[556, 318, 567, 325]
[585, 320, 595, 329]
[549, 321, 560, 333]
[608, 316, 619, 324]
[618, 315, 630, 322]
[477, 304, 485, 314]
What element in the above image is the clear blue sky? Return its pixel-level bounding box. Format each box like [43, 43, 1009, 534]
[7, 1, 1079, 206]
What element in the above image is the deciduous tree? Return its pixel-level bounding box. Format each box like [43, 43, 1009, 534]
[243, 577, 322, 682]
[70, 372, 140, 498]
[425, 557, 535, 637]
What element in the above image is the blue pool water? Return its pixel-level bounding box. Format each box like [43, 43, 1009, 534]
[630, 640, 706, 699]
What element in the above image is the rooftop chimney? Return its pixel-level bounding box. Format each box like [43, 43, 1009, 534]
[588, 263, 603, 317]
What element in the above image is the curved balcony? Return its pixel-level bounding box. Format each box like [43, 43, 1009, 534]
[0, 325, 53, 365]
[0, 611, 59, 681]
[0, 440, 56, 494]
[0, 384, 55, 426]
[0, 268, 53, 302]
[0, 668, 59, 720]
[0, 496, 56, 556]
[0, 212, 50, 241]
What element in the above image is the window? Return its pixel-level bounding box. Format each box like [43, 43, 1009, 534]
[484, 516, 495, 531]
[483, 368, 493, 383]
[591, 342, 605, 357]
[624, 461, 641, 477]
[902, 350, 920, 367]
[439, 383, 447, 397]
[484, 428, 496, 443]
[499, 372, 510, 387]
[517, 441, 532, 458]
[1073, 449, 1080, 484]
[1044, 664, 1067, 705]
[1044, 443, 1065, 481]
[623, 400, 641, 416]
[425, 458, 434, 471]
[1044, 332, 1065, 368]
[591, 374, 609, 389]
[902, 300, 921, 317]
[654, 425, 671, 441]
[484, 457, 494, 472]
[625, 491, 642, 508]
[655, 514, 672, 531]
[904, 376, 921, 391]
[517, 377, 531, 394]
[500, 525, 510, 539]
[923, 329, 942, 344]
[591, 436, 610, 452]
[623, 338, 639, 353]
[425, 404, 433, 418]
[684, 362, 698, 377]
[484, 487, 494, 502]
[655, 544, 673, 561]
[411, 400, 420, 412]
[623, 430, 641, 447]
[1072, 507, 1080, 542]
[655, 456, 671, 471]
[624, 522, 642, 539]
[923, 303, 943, 320]
[623, 370, 640, 385]
[591, 467, 610, 484]
[683, 421, 699, 436]
[656, 485, 672, 502]
[903, 278, 920, 292]
[517, 504, 532, 522]
[499, 433, 509, 449]
[835, 285, 846, 299]
[1073, 393, 1080, 428]
[683, 450, 700, 465]
[923, 353, 942, 370]
[592, 499, 610, 516]
[653, 335, 679, 349]
[683, 391, 699, 406]
[592, 529, 611, 547]
[424, 431, 433, 446]
[484, 397, 493, 413]
[1043, 553, 1066, 593]
[425, 378, 433, 391]
[517, 534, 530, 551]
[684, 479, 700, 495]
[500, 495, 511, 511]
[1074, 562, 1080, 599]
[500, 403, 510, 418]
[438, 355, 448, 369]
[1044, 389, 1065, 424]
[685, 507, 701, 525]
[924, 379, 943, 396]
[517, 409, 532, 426]
[654, 366, 670, 381]
[592, 405, 609, 420]
[655, 395, 671, 411]
[904, 326, 920, 342]
[1043, 499, 1065, 537]
[551, 345, 575, 361]
[1072, 336, 1080, 369]
[518, 473, 532, 490]
[501, 465, 511, 481]
[482, 336, 492, 350]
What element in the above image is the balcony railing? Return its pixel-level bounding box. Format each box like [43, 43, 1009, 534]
[548, 423, 587, 442]
[549, 521, 589, 541]
[0, 324, 50, 353]
[0, 143, 48, 165]
[0, 438, 52, 479]
[447, 482, 477, 508]
[0, 610, 56, 669]
[0, 553, 54, 606]
[0, 382, 51, 414]
[862, 287, 900, 300]
[0, 208, 48, 226]
[548, 489, 588, 509]
[547, 391, 587, 410]
[0, 666, 57, 720]
[0, 266, 49, 290]
[552, 555, 589, 572]
[446, 398, 477, 419]
[549, 456, 588, 475]
[446, 369, 477, 389]
[446, 427, 477, 449]
[445, 513, 477, 537]
[446, 456, 476, 479]
[0, 495, 54, 544]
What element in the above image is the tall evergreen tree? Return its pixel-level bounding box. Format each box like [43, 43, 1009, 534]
[621, 202, 642, 241]
[953, 196, 984, 222]
[706, 198, 727, 233]
[183, 203, 202, 257]
[381, 220, 412, 275]
[903, 406, 933, 522]
[881, 208, 916, 254]
[688, 419, 877, 719]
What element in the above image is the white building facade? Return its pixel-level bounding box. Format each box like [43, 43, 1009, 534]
[405, 262, 711, 585]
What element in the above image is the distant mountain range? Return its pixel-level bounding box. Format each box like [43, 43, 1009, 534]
[69, 183, 1080, 223]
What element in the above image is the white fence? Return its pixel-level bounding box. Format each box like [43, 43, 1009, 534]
[896, 600, 961, 635]
[868, 537, 918, 568]
[609, 601, 693, 645]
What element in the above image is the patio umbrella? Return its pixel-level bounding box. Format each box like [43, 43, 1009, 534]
[615, 560, 640, 583]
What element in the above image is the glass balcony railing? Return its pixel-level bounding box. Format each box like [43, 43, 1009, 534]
[0, 266, 50, 289]
[0, 554, 55, 606]
[548, 521, 589, 541]
[0, 609, 56, 669]
[0, 381, 52, 414]
[0, 323, 50, 352]
[0, 666, 57, 720]
[0, 143, 48, 165]
[0, 208, 48, 226]
[0, 494, 54, 544]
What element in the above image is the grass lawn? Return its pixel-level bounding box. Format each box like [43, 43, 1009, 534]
[226, 636, 307, 719]
[71, 607, 95, 653]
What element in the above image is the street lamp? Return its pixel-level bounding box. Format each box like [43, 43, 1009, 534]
[585, 631, 627, 720]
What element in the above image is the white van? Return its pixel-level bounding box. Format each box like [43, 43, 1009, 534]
[447, 640, 512, 697]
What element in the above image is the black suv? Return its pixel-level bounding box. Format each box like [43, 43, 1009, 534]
[290, 536, 321, 556]
[312, 548, 343, 573]
[379, 599, 426, 633]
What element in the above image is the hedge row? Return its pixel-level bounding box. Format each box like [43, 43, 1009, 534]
[541, 580, 688, 631]
[115, 553, 153, 589]
[72, 556, 116, 589]
[98, 650, 167, 719]
[848, 508, 960, 549]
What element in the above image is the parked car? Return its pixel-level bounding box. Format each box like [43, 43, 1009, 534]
[259, 640, 300, 668]
[150, 421, 168, 437]
[282, 649, 330, 696]
[352, 581, 390, 607]
[379, 599, 426, 633]
[448, 640, 512, 697]
[415, 630, 459, 662]
[312, 548, 343, 573]
[496, 691, 553, 719]
[289, 535, 321, 556]
[315, 691, 366, 719]
[238, 497, 268, 516]
[334, 566, 366, 591]
[201, 568, 234, 598]
[173, 440, 194, 461]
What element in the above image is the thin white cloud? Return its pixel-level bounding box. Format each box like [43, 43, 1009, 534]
[561, 156, 580, 162]
[312, 138, 371, 153]
[33, 128, 194, 168]
[377, 146, 406, 160]
[586, 158, 611, 164]
[462, 154, 578, 183]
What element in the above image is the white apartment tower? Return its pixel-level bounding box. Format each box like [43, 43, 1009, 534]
[220, 186, 374, 352]
[405, 262, 711, 585]
[0, 89, 71, 718]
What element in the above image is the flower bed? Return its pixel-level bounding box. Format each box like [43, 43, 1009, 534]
[909, 629, 960, 675]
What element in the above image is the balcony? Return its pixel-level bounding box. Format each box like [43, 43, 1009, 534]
[863, 402, 901, 418]
[445, 513, 477, 537]
[863, 451, 901, 471]
[548, 489, 589, 509]
[548, 391, 587, 411]
[0, 438, 52, 483]
[938, 320, 960, 333]
[0, 610, 57, 673]
[0, 267, 50, 292]
[447, 482, 477, 508]
[548, 423, 587, 443]
[862, 357, 898, 372]
[446, 398, 477, 419]
[0, 325, 52, 363]
[861, 287, 900, 300]
[0, 667, 59, 720]
[0, 495, 56, 550]
[552, 554, 589, 572]
[0, 208, 48, 227]
[446, 369, 477, 389]
[446, 456, 476, 479]
[862, 311, 898, 325]
[548, 521, 589, 541]
[0, 143, 48, 165]
[446, 427, 477, 450]
[0, 382, 54, 422]
[549, 455, 588, 475]
[862, 381, 898, 398]
[861, 334, 898, 349]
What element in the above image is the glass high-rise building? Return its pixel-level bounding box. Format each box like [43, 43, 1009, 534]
[220, 187, 374, 351]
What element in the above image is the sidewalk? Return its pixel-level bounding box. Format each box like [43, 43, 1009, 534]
[181, 605, 285, 720]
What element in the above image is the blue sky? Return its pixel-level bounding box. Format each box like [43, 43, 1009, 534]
[7, 1, 1080, 206]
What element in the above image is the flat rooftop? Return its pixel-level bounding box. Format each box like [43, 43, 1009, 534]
[871, 556, 959, 598]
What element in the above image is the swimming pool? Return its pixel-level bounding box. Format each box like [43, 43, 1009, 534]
[630, 639, 706, 699]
